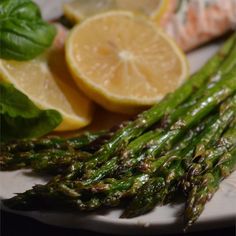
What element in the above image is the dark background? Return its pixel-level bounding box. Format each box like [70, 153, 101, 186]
[1, 210, 235, 236]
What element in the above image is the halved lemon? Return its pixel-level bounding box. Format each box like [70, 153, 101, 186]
[0, 25, 93, 131]
[63, 0, 170, 23]
[66, 12, 189, 114]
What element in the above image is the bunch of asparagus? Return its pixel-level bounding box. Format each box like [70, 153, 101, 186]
[1, 34, 236, 230]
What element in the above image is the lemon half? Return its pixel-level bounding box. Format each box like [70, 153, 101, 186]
[66, 12, 188, 114]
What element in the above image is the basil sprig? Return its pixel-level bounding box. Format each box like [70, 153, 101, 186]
[0, 82, 62, 141]
[0, 0, 56, 60]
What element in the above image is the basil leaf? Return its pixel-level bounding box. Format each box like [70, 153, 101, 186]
[0, 82, 62, 142]
[0, 0, 56, 61]
[0, 0, 41, 20]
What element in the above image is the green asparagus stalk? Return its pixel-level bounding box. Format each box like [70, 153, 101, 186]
[184, 146, 236, 229]
[70, 119, 208, 210]
[121, 176, 168, 218]
[120, 131, 211, 217]
[162, 38, 236, 127]
[79, 129, 162, 182]
[3, 98, 235, 212]
[143, 68, 236, 157]
[0, 130, 114, 172]
[0, 119, 135, 173]
[2, 118, 207, 211]
[1, 130, 107, 153]
[194, 97, 236, 158]
[78, 174, 151, 210]
[122, 98, 236, 218]
[182, 117, 236, 195]
[0, 149, 91, 173]
[187, 122, 236, 179]
[81, 124, 199, 184]
[3, 113, 212, 211]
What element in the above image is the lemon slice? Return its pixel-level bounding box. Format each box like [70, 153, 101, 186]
[66, 12, 189, 114]
[0, 25, 93, 131]
[63, 0, 169, 23]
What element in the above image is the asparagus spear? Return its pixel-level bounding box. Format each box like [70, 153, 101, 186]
[182, 117, 236, 195]
[67, 120, 208, 210]
[5, 111, 216, 212]
[0, 117, 134, 173]
[81, 128, 192, 184]
[80, 95, 210, 182]
[184, 146, 236, 229]
[0, 149, 91, 174]
[0, 129, 114, 172]
[122, 98, 236, 218]
[80, 129, 162, 182]
[120, 130, 210, 217]
[144, 67, 236, 155]
[76, 35, 236, 175]
[162, 39, 236, 127]
[2, 118, 207, 211]
[3, 94, 235, 212]
[0, 152, 93, 177]
[186, 122, 236, 179]
[1, 130, 107, 154]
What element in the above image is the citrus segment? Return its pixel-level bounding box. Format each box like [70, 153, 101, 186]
[66, 12, 189, 114]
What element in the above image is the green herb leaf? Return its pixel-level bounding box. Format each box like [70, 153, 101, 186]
[0, 82, 62, 142]
[0, 0, 56, 60]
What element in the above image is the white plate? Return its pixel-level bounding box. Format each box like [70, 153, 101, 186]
[1, 1, 236, 235]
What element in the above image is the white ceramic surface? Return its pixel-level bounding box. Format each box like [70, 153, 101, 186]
[1, 1, 236, 235]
